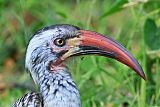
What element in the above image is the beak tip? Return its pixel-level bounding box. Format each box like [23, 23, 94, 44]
[142, 75, 147, 81]
[139, 70, 147, 81]
[134, 62, 147, 81]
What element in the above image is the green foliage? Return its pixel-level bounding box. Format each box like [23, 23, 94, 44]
[0, 0, 160, 107]
[144, 18, 160, 50]
[101, 0, 128, 18]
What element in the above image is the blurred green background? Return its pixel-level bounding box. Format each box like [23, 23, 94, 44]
[0, 0, 160, 107]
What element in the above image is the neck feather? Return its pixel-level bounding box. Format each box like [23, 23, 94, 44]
[31, 62, 81, 107]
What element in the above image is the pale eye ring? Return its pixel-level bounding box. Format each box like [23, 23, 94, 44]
[54, 38, 66, 47]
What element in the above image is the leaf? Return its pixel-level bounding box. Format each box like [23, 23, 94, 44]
[144, 18, 160, 50]
[56, 11, 68, 18]
[100, 0, 128, 19]
[143, 0, 160, 13]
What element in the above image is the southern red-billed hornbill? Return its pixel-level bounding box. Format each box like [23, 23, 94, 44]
[12, 24, 146, 107]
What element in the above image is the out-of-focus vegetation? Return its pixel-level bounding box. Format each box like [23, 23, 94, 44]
[0, 0, 160, 107]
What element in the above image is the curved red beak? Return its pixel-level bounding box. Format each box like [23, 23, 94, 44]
[77, 30, 146, 80]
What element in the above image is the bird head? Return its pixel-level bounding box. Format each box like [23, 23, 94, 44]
[25, 24, 146, 81]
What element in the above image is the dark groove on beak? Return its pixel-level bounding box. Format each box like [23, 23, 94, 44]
[73, 46, 116, 58]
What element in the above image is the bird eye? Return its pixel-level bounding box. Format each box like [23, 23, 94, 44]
[54, 38, 65, 47]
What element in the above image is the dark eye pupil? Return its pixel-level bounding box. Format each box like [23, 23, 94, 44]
[58, 39, 63, 44]
[54, 38, 65, 46]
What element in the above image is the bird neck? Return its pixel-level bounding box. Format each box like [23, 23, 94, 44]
[33, 63, 81, 107]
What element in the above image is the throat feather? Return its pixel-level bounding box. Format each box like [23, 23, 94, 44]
[35, 65, 81, 107]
